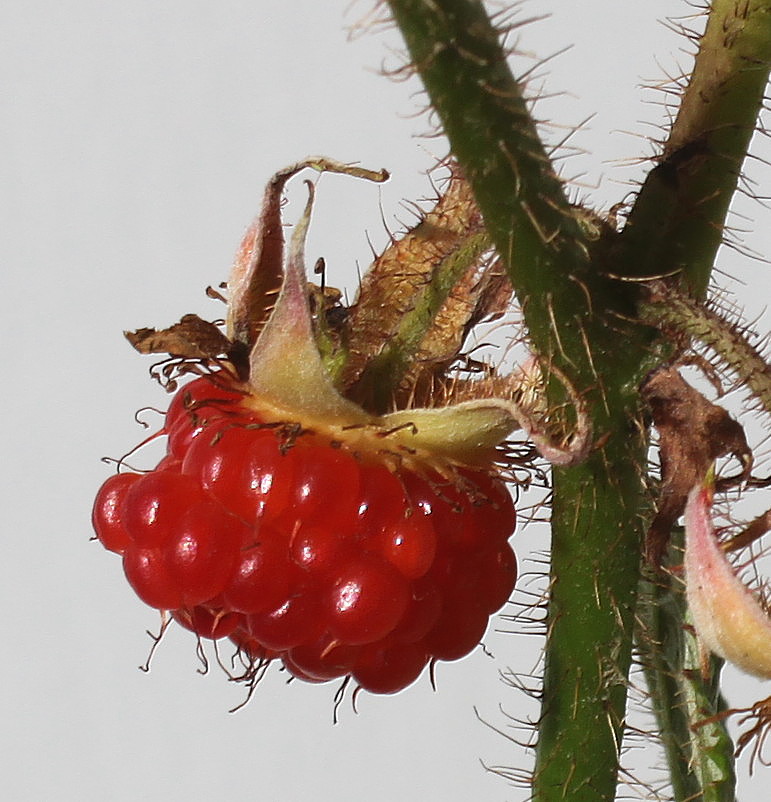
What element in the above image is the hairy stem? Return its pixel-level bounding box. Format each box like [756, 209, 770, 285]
[637, 536, 736, 802]
[386, 0, 594, 356]
[619, 0, 771, 294]
[641, 281, 771, 415]
[388, 3, 654, 800]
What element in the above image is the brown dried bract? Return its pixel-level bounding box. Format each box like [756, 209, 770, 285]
[125, 314, 232, 360]
[642, 365, 752, 566]
[342, 172, 488, 391]
[400, 257, 513, 406]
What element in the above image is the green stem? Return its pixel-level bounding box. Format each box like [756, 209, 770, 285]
[386, 0, 594, 356]
[539, 437, 647, 802]
[619, 0, 771, 294]
[636, 535, 736, 802]
[388, 3, 655, 800]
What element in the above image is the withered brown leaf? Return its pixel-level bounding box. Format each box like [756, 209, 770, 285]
[642, 365, 752, 566]
[125, 314, 232, 359]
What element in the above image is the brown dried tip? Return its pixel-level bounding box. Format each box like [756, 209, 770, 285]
[125, 314, 232, 360]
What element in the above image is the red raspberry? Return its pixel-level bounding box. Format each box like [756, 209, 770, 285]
[223, 533, 293, 614]
[325, 553, 411, 645]
[285, 636, 358, 682]
[92, 472, 140, 555]
[93, 370, 518, 695]
[353, 641, 429, 695]
[172, 605, 243, 640]
[93, 162, 529, 698]
[181, 422, 295, 526]
[164, 375, 244, 459]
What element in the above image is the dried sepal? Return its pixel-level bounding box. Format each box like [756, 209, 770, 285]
[685, 473, 771, 680]
[397, 255, 513, 407]
[125, 314, 231, 359]
[342, 172, 491, 408]
[226, 157, 388, 348]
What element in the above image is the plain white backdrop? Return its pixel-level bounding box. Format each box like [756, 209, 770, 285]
[3, 2, 771, 800]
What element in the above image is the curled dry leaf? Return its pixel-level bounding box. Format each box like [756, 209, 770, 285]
[642, 365, 751, 566]
[125, 314, 232, 360]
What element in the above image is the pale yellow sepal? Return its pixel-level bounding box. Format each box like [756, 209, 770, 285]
[246, 182, 372, 428]
[685, 475, 771, 679]
[380, 401, 518, 465]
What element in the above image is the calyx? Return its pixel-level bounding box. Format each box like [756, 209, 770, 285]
[128, 158, 593, 472]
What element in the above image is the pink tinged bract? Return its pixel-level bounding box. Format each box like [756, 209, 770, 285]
[685, 479, 771, 679]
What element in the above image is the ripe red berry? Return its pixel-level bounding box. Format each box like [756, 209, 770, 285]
[164, 376, 244, 459]
[93, 161, 532, 699]
[121, 472, 209, 549]
[93, 369, 518, 695]
[162, 500, 246, 606]
[353, 641, 429, 695]
[122, 545, 184, 610]
[373, 512, 437, 580]
[224, 534, 293, 614]
[173, 606, 242, 640]
[181, 422, 295, 526]
[247, 591, 326, 651]
[92, 472, 140, 555]
[325, 554, 411, 645]
[285, 635, 358, 682]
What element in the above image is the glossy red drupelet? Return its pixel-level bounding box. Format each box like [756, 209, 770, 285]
[92, 372, 518, 694]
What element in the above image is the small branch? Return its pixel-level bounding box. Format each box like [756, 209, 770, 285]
[619, 0, 771, 293]
[640, 281, 771, 415]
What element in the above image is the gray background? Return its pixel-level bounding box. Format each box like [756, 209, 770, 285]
[3, 2, 770, 799]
